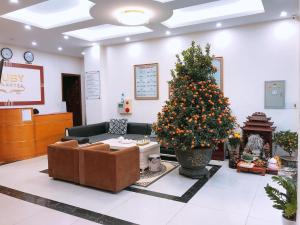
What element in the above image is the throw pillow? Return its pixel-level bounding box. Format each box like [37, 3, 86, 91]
[108, 119, 128, 135]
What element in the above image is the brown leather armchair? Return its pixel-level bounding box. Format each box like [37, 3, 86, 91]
[47, 140, 80, 183]
[47, 141, 140, 192]
[79, 145, 140, 192]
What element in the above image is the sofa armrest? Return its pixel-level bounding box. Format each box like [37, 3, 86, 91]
[47, 144, 79, 183]
[113, 147, 140, 189]
[78, 146, 140, 192]
[61, 136, 89, 144]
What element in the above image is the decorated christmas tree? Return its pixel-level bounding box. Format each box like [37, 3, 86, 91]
[153, 42, 236, 151]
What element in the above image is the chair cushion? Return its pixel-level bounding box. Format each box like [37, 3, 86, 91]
[82, 144, 110, 152]
[108, 119, 127, 135]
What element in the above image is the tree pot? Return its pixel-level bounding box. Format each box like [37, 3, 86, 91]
[228, 144, 240, 169]
[282, 216, 296, 225]
[175, 148, 212, 179]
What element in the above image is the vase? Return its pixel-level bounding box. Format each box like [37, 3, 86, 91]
[175, 148, 212, 179]
[228, 144, 240, 169]
[282, 216, 296, 225]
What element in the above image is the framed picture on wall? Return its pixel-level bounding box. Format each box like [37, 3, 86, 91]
[0, 63, 45, 106]
[212, 57, 224, 91]
[134, 63, 159, 100]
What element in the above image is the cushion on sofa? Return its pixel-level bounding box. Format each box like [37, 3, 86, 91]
[108, 119, 127, 135]
[124, 134, 146, 140]
[67, 122, 109, 137]
[127, 123, 151, 135]
[88, 133, 120, 143]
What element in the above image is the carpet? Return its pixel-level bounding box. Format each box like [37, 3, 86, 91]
[40, 161, 179, 188]
[135, 161, 179, 187]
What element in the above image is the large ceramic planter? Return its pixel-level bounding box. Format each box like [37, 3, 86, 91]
[282, 216, 296, 225]
[175, 148, 212, 179]
[228, 144, 240, 169]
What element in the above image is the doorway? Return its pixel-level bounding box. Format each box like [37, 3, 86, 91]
[62, 73, 82, 126]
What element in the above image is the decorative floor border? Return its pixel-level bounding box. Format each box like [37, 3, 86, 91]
[125, 164, 221, 203]
[0, 185, 137, 225]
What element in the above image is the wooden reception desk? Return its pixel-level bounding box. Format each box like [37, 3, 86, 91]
[0, 108, 73, 163]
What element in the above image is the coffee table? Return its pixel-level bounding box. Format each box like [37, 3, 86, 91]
[101, 138, 160, 172]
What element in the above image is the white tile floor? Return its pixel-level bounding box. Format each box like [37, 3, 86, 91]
[0, 156, 283, 225]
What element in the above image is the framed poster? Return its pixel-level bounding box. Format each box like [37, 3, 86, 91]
[85, 71, 100, 99]
[0, 63, 44, 106]
[212, 57, 224, 91]
[134, 63, 159, 100]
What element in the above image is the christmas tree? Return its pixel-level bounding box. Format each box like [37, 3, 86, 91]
[153, 42, 235, 151]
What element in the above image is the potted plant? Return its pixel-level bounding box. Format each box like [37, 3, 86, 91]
[274, 131, 298, 168]
[153, 42, 235, 179]
[265, 176, 297, 225]
[228, 132, 241, 168]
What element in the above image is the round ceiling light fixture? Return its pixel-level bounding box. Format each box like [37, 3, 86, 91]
[115, 8, 152, 26]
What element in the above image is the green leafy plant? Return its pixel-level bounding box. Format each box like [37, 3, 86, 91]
[274, 131, 298, 157]
[264, 176, 297, 221]
[153, 42, 236, 151]
[242, 152, 253, 161]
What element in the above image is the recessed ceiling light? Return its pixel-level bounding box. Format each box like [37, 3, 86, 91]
[9, 0, 19, 4]
[24, 24, 31, 30]
[163, 0, 264, 28]
[64, 24, 152, 42]
[216, 22, 222, 28]
[125, 37, 130, 42]
[2, 0, 95, 29]
[115, 8, 152, 26]
[58, 47, 63, 51]
[165, 30, 171, 35]
[280, 11, 287, 17]
[81, 52, 85, 55]
[31, 41, 37, 46]
[63, 35, 69, 40]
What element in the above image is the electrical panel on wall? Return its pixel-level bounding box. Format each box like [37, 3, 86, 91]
[264, 80, 285, 109]
[118, 99, 132, 114]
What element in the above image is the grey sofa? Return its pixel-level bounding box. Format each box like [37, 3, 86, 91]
[63, 122, 153, 144]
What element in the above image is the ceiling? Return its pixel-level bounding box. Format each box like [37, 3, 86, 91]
[0, 0, 298, 58]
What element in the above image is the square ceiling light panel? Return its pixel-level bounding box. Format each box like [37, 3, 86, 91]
[1, 0, 95, 29]
[163, 0, 265, 28]
[64, 24, 153, 42]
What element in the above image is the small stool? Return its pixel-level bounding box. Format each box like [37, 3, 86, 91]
[148, 154, 161, 172]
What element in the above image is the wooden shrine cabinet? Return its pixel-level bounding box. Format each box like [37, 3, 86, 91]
[242, 112, 276, 154]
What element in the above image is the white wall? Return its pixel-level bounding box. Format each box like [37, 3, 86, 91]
[83, 44, 106, 124]
[100, 20, 299, 131]
[0, 43, 83, 115]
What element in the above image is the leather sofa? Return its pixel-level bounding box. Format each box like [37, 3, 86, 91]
[63, 122, 153, 144]
[62, 122, 176, 158]
[47, 140, 140, 192]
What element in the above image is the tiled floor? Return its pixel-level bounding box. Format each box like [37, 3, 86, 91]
[0, 156, 282, 225]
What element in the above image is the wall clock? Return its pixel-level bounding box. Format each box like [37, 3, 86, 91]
[1, 48, 13, 60]
[24, 51, 34, 64]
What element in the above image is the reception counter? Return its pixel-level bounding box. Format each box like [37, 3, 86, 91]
[0, 108, 73, 163]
